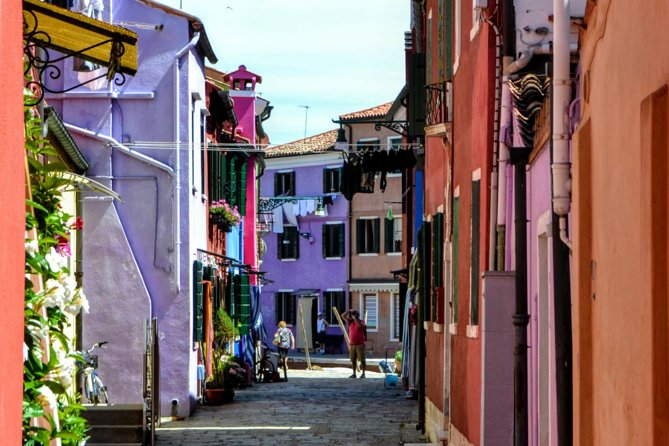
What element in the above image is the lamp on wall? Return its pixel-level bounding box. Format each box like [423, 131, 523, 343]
[334, 126, 348, 151]
[314, 198, 326, 217]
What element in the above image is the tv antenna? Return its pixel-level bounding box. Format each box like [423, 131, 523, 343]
[298, 105, 310, 139]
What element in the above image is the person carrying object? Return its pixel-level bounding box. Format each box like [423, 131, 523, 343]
[341, 309, 367, 378]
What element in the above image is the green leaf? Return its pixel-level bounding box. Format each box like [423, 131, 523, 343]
[26, 199, 48, 213]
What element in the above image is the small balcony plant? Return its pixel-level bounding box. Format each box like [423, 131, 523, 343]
[209, 199, 241, 231]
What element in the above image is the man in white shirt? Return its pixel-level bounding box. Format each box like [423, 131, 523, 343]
[316, 313, 329, 355]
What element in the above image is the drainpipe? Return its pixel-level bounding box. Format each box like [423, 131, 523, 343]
[552, 0, 572, 250]
[487, 12, 502, 272]
[496, 84, 511, 271]
[174, 32, 201, 293]
[551, 1, 573, 444]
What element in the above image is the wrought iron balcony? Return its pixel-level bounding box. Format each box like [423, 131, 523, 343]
[425, 81, 452, 128]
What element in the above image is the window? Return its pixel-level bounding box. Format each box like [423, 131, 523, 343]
[278, 226, 299, 260]
[391, 293, 401, 341]
[275, 292, 296, 326]
[356, 138, 379, 152]
[384, 217, 402, 253]
[432, 212, 444, 321]
[274, 171, 295, 196]
[356, 218, 380, 254]
[323, 167, 342, 193]
[363, 294, 378, 330]
[452, 194, 460, 324]
[323, 290, 346, 325]
[419, 221, 432, 321]
[323, 223, 345, 258]
[470, 174, 481, 325]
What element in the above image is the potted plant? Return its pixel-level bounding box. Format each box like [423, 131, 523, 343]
[394, 350, 403, 377]
[209, 199, 241, 231]
[205, 309, 241, 404]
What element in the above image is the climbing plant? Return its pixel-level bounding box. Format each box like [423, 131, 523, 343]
[23, 77, 90, 444]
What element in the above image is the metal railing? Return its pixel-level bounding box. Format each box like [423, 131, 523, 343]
[425, 81, 452, 126]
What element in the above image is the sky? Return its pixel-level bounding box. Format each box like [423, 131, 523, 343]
[158, 0, 410, 145]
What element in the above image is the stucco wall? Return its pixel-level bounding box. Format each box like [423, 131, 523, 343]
[573, 0, 669, 443]
[0, 0, 26, 441]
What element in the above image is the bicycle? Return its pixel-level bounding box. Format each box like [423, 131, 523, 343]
[253, 342, 277, 383]
[78, 341, 110, 404]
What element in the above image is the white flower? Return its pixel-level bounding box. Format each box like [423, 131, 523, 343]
[36, 385, 58, 409]
[45, 248, 67, 274]
[23, 343, 29, 362]
[25, 238, 39, 257]
[27, 320, 49, 342]
[43, 278, 67, 309]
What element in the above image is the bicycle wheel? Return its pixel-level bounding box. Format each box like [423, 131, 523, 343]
[93, 374, 109, 404]
[254, 358, 275, 383]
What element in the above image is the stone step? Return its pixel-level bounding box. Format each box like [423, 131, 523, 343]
[82, 404, 144, 426]
[86, 425, 143, 444]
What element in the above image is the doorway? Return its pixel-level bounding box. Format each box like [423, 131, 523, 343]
[295, 296, 317, 352]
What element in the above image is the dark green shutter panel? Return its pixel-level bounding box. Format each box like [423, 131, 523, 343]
[432, 212, 444, 321]
[278, 233, 283, 259]
[293, 227, 300, 259]
[373, 218, 381, 253]
[408, 52, 426, 138]
[421, 221, 432, 321]
[385, 218, 394, 253]
[356, 220, 364, 253]
[337, 168, 343, 192]
[322, 225, 328, 258]
[471, 180, 481, 325]
[453, 197, 460, 323]
[323, 169, 328, 194]
[337, 224, 345, 257]
[193, 261, 204, 342]
[288, 172, 295, 195]
[445, 0, 453, 81]
[275, 293, 281, 325]
[235, 273, 251, 333]
[226, 272, 235, 317]
[288, 294, 297, 325]
[208, 150, 215, 201]
[274, 173, 280, 196]
[237, 158, 247, 215]
[227, 156, 237, 207]
[218, 152, 229, 200]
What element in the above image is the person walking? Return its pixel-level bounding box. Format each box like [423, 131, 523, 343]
[341, 309, 367, 378]
[273, 321, 295, 381]
[316, 313, 330, 355]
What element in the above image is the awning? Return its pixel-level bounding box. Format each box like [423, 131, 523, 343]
[348, 282, 400, 293]
[23, 0, 138, 76]
[293, 289, 320, 296]
[56, 172, 123, 203]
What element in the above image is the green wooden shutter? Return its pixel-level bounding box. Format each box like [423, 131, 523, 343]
[432, 212, 444, 321]
[322, 224, 329, 258]
[385, 218, 394, 253]
[288, 294, 297, 325]
[275, 293, 282, 324]
[235, 273, 251, 334]
[445, 0, 453, 81]
[227, 156, 237, 207]
[323, 168, 328, 193]
[470, 180, 481, 325]
[356, 220, 364, 253]
[337, 223, 345, 257]
[226, 272, 235, 317]
[274, 173, 280, 196]
[421, 221, 432, 321]
[208, 150, 215, 201]
[236, 158, 247, 215]
[193, 260, 204, 342]
[288, 172, 295, 195]
[453, 197, 460, 323]
[373, 218, 381, 253]
[292, 227, 300, 259]
[278, 233, 283, 259]
[218, 151, 226, 201]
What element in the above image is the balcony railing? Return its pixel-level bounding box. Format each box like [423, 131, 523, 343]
[425, 81, 452, 127]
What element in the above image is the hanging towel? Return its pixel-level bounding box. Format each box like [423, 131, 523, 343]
[272, 206, 284, 233]
[305, 199, 316, 215]
[299, 200, 309, 216]
[282, 202, 298, 227]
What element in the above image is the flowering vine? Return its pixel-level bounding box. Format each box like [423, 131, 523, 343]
[210, 199, 242, 227]
[23, 83, 90, 444]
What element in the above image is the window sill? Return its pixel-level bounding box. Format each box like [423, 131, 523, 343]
[433, 323, 443, 333]
[466, 324, 479, 339]
[358, 253, 379, 257]
[387, 252, 402, 256]
[449, 323, 458, 335]
[325, 257, 344, 261]
[280, 258, 297, 262]
[423, 321, 430, 331]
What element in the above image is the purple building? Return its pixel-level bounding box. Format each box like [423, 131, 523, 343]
[45, 0, 218, 417]
[259, 130, 349, 352]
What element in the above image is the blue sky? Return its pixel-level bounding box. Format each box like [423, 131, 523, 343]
[158, 0, 409, 145]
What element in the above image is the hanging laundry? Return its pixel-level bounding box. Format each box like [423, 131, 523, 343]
[305, 199, 316, 215]
[272, 206, 283, 233]
[282, 202, 298, 227]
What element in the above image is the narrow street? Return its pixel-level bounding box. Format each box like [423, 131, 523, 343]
[156, 366, 426, 446]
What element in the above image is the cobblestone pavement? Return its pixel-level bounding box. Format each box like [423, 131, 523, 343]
[157, 366, 427, 446]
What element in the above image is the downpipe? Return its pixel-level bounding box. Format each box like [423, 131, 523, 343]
[173, 32, 201, 293]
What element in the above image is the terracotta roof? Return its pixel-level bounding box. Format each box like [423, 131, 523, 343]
[339, 102, 393, 121]
[265, 129, 338, 158]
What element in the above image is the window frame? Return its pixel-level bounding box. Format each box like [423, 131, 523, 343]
[385, 216, 403, 255]
[360, 292, 379, 332]
[323, 166, 343, 194]
[356, 217, 381, 255]
[323, 290, 346, 325]
[323, 222, 345, 259]
[274, 170, 295, 196]
[275, 291, 296, 326]
[278, 225, 300, 260]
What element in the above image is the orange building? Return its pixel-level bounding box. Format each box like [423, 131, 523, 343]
[572, 0, 669, 443]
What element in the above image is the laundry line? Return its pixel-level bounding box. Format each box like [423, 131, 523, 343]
[106, 141, 424, 153]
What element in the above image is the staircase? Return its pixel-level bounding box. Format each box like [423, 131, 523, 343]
[82, 404, 145, 445]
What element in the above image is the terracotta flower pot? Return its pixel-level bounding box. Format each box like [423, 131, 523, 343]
[205, 388, 235, 405]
